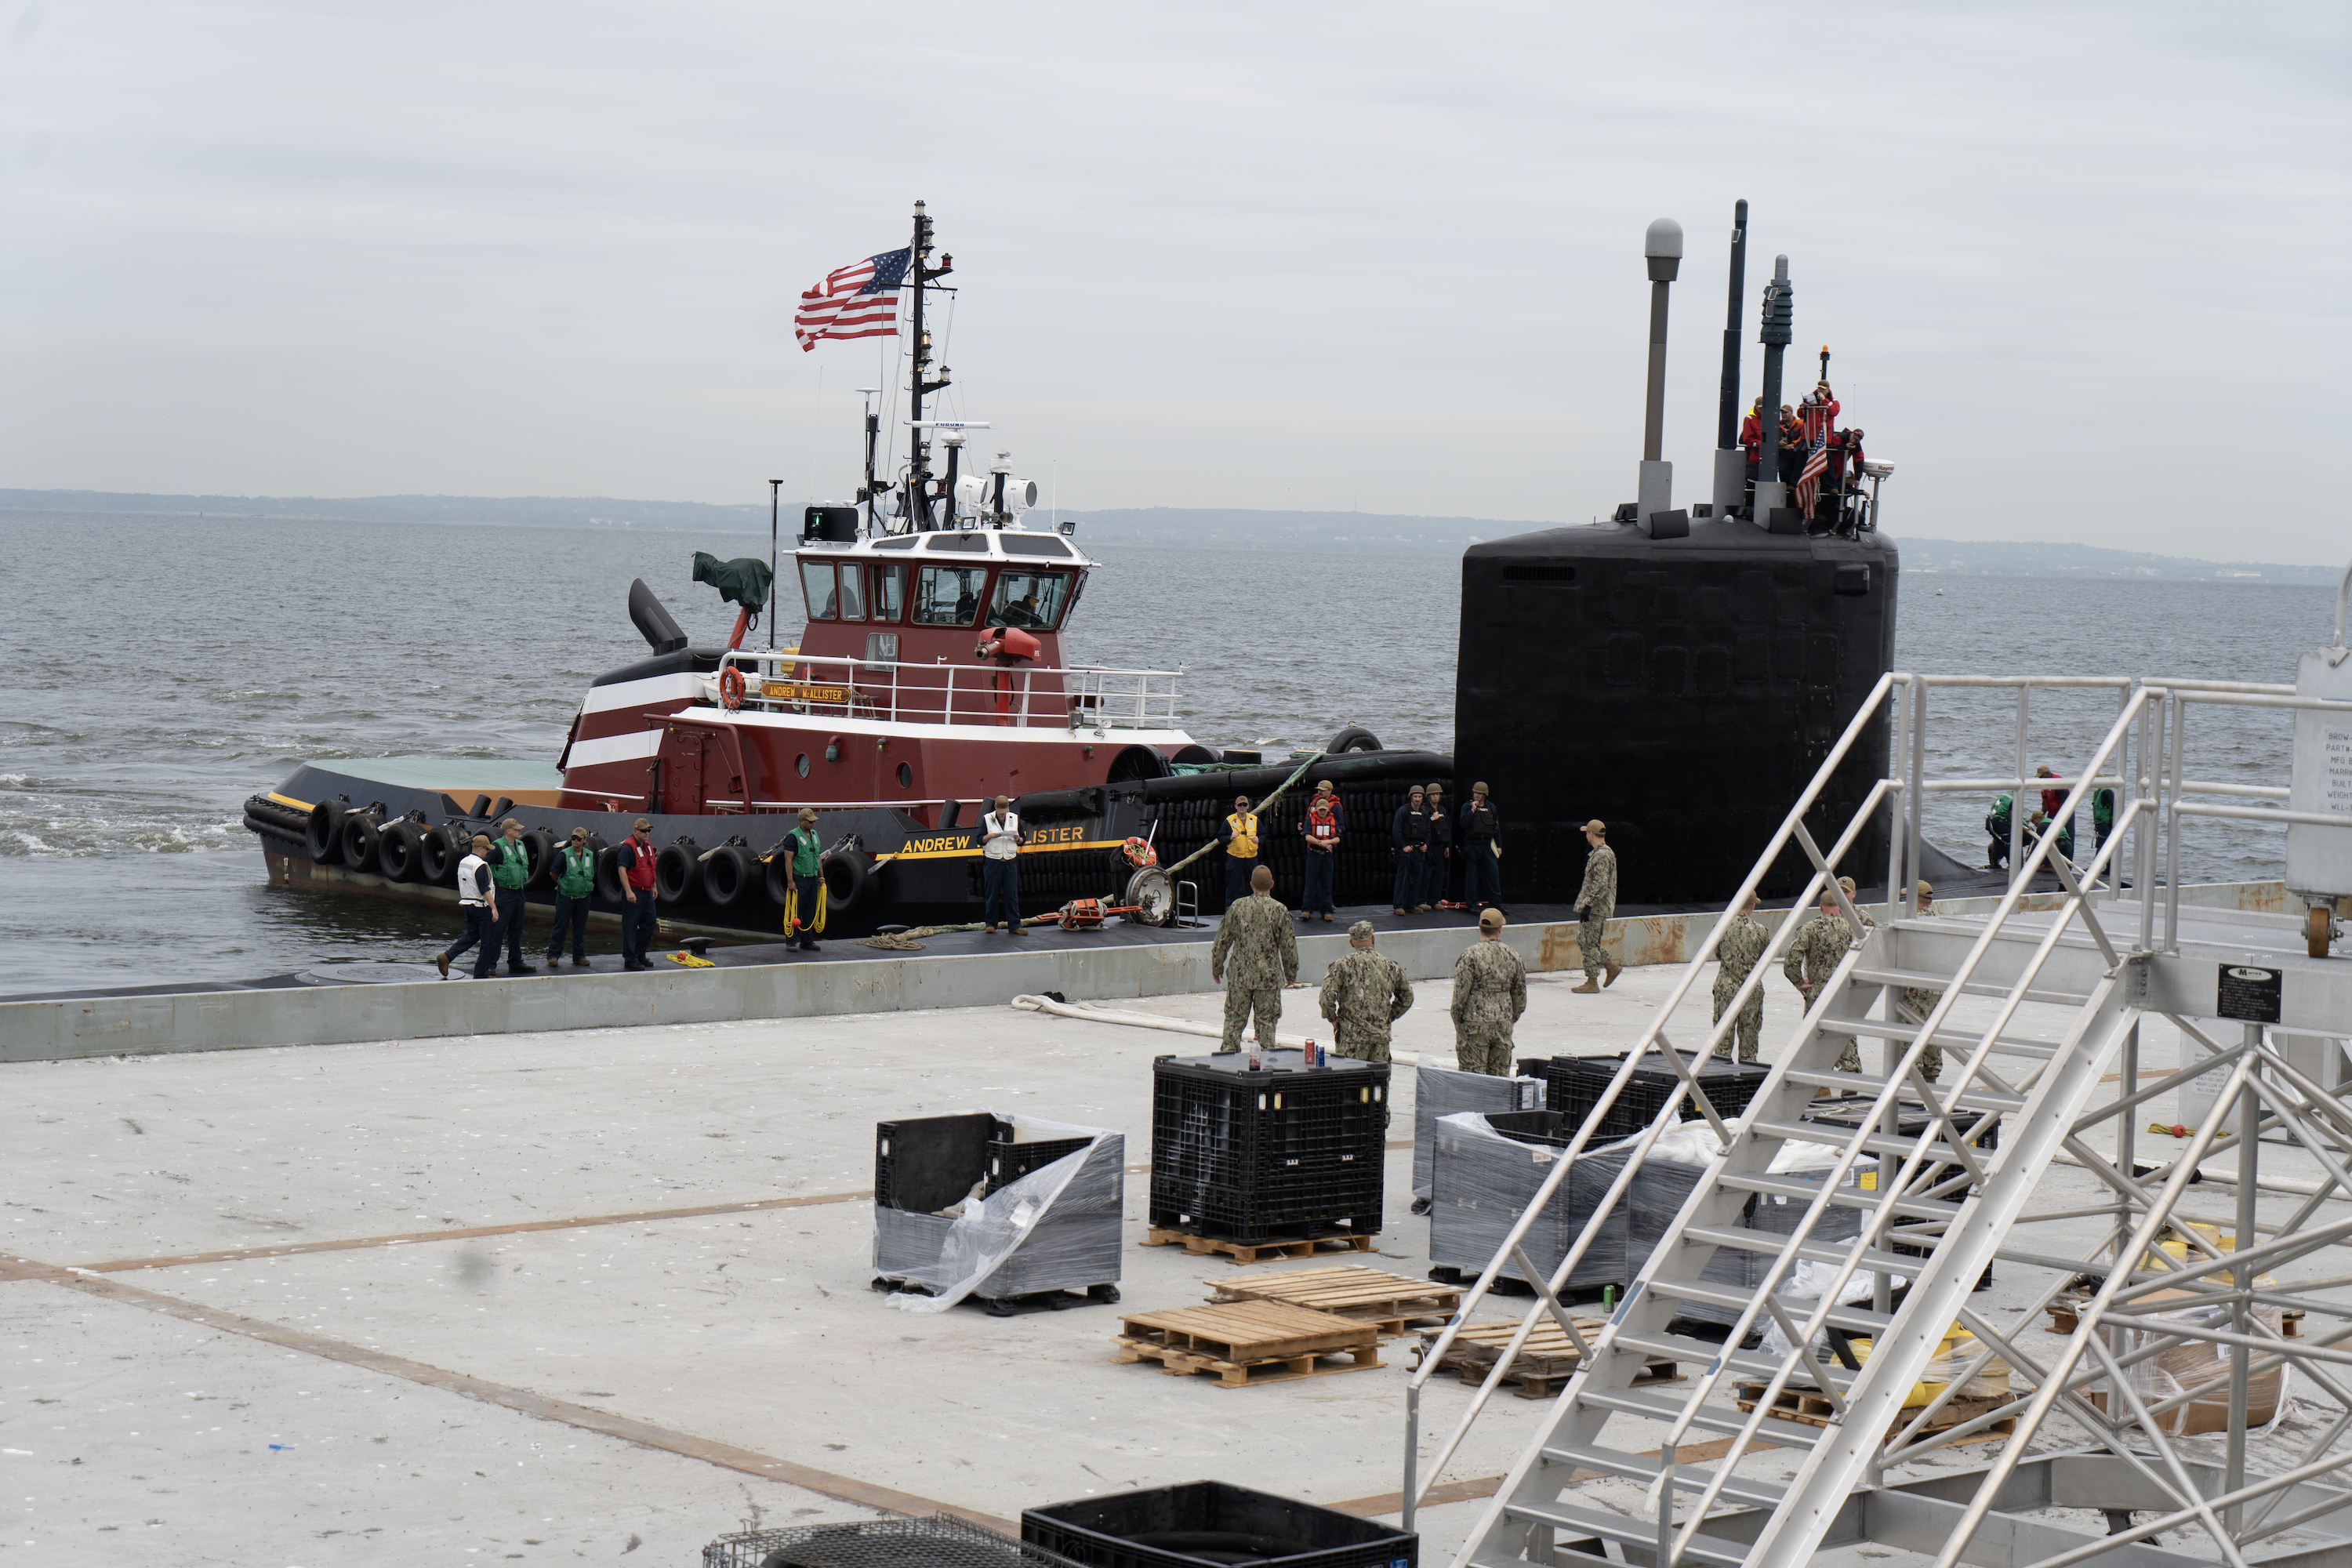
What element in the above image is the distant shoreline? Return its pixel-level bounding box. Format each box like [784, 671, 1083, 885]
[0, 489, 2339, 583]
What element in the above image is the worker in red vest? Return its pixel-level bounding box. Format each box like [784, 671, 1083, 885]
[1298, 779, 1344, 924]
[614, 817, 661, 971]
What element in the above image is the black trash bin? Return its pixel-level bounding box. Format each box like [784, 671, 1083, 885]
[1025, 1481, 1415, 1568]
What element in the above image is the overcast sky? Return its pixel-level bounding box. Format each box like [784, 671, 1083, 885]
[2, 2, 2346, 561]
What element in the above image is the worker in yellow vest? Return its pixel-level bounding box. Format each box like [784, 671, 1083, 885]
[1218, 793, 1260, 911]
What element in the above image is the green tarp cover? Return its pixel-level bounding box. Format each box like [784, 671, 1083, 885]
[692, 552, 773, 612]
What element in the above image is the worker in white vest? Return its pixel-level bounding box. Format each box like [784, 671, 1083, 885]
[980, 794, 1023, 935]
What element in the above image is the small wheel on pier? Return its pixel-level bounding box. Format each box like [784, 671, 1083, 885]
[2315, 904, 2337, 960]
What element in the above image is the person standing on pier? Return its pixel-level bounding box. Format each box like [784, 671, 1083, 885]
[1319, 920, 1414, 1062]
[1711, 890, 1768, 1061]
[614, 818, 660, 971]
[1210, 864, 1297, 1053]
[979, 794, 1023, 935]
[435, 833, 497, 978]
[1424, 782, 1454, 910]
[477, 818, 537, 978]
[1450, 907, 1526, 1074]
[781, 808, 826, 950]
[544, 826, 597, 969]
[1458, 782, 1502, 915]
[1390, 785, 1431, 915]
[1896, 880, 1944, 1083]
[1785, 876, 1874, 1072]
[1570, 819, 1619, 994]
[1219, 794, 1261, 912]
[1298, 779, 1343, 924]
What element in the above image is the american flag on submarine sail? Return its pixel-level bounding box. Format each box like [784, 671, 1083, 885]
[1795, 431, 1831, 516]
[793, 246, 912, 352]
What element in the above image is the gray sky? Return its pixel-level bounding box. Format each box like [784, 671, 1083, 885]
[2, 2, 2346, 561]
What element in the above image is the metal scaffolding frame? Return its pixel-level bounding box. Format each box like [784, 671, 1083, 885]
[1411, 668, 2352, 1567]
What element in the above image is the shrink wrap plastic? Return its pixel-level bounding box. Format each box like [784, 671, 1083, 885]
[1428, 1111, 1630, 1287]
[874, 1113, 1123, 1313]
[1413, 1064, 1543, 1201]
[2089, 1291, 2293, 1437]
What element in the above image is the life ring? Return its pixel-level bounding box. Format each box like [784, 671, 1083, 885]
[719, 666, 746, 710]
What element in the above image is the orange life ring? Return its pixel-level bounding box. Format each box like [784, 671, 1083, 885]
[719, 666, 746, 710]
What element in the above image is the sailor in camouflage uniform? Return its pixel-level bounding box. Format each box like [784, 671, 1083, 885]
[1450, 907, 1527, 1075]
[1711, 891, 1769, 1062]
[1210, 864, 1298, 1053]
[1784, 876, 1875, 1073]
[1318, 920, 1414, 1062]
[1569, 818, 1621, 994]
[1895, 880, 1944, 1083]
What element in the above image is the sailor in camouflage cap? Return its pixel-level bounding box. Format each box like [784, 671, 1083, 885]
[1318, 921, 1414, 1062]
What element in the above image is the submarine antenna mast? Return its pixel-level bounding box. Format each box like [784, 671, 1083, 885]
[905, 201, 954, 532]
[1711, 199, 1749, 516]
[1754, 255, 1794, 526]
[1637, 218, 1683, 533]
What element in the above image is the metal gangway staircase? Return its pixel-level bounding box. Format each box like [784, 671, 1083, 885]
[1407, 624, 2352, 1563]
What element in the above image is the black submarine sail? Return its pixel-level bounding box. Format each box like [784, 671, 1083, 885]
[1453, 202, 1899, 905]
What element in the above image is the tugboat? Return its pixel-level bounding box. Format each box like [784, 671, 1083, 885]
[241, 203, 1450, 937]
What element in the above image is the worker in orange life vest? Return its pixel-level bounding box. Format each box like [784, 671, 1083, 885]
[1738, 397, 1764, 495]
[1298, 779, 1344, 924]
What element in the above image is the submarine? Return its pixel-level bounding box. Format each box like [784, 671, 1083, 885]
[1455, 201, 1902, 905]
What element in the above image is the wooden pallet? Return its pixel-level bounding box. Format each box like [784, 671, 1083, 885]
[2045, 1293, 2303, 1338]
[1141, 1227, 1376, 1265]
[1733, 1381, 2018, 1443]
[1113, 1300, 1383, 1388]
[1416, 1318, 1680, 1399]
[1207, 1265, 1461, 1338]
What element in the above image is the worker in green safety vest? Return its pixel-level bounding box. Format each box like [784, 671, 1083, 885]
[544, 826, 598, 968]
[478, 817, 537, 978]
[781, 808, 826, 950]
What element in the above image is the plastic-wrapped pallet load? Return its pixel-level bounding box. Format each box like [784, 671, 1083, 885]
[872, 1112, 1123, 1314]
[1624, 1122, 1864, 1327]
[1413, 1062, 1543, 1203]
[1428, 1111, 1630, 1288]
[2088, 1290, 2292, 1436]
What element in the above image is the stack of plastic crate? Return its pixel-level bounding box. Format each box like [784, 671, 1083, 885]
[1149, 1050, 1389, 1244]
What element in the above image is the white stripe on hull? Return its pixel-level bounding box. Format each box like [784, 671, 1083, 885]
[564, 729, 665, 768]
[580, 672, 706, 717]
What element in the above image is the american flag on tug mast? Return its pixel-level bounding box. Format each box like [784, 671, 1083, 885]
[793, 246, 912, 351]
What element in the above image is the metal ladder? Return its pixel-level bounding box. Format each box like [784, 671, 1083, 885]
[1412, 672, 2172, 1567]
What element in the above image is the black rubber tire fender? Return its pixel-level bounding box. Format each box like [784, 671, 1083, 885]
[419, 825, 458, 885]
[1326, 724, 1382, 753]
[821, 848, 874, 915]
[377, 821, 424, 883]
[338, 812, 383, 873]
[595, 845, 630, 903]
[305, 800, 347, 864]
[521, 829, 558, 891]
[761, 845, 794, 906]
[654, 841, 702, 905]
[701, 844, 754, 907]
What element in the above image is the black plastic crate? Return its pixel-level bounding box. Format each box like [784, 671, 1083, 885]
[1805, 1096, 1998, 1291]
[710, 1514, 1082, 1568]
[876, 1113, 997, 1213]
[1149, 1051, 1389, 1243]
[1540, 1050, 1770, 1141]
[985, 1134, 1098, 1196]
[1025, 1481, 1416, 1568]
[1482, 1109, 1577, 1149]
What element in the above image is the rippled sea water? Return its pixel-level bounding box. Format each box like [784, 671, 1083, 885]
[0, 510, 2333, 990]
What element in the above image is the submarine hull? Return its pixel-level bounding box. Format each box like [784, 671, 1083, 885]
[1454, 518, 1899, 906]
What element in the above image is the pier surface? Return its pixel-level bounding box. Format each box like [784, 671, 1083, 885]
[5, 952, 2330, 1566]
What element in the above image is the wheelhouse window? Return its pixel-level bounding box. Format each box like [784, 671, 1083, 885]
[985, 570, 1073, 630]
[913, 564, 987, 626]
[837, 563, 866, 621]
[868, 562, 906, 623]
[800, 561, 840, 620]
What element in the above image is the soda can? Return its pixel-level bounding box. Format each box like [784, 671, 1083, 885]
[1305, 1038, 1321, 1067]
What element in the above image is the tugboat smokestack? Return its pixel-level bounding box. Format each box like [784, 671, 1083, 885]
[1638, 217, 1684, 536]
[1711, 199, 1749, 515]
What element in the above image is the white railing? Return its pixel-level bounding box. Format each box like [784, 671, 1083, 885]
[710, 648, 1184, 731]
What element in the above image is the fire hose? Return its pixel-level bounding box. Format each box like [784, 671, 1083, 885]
[1010, 993, 1424, 1065]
